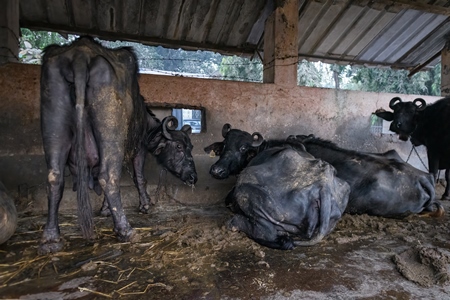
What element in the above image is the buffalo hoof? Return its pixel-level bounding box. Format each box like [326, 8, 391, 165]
[38, 240, 64, 255]
[115, 227, 141, 243]
[38, 228, 64, 255]
[139, 203, 150, 214]
[420, 203, 445, 218]
[99, 206, 111, 217]
[277, 236, 295, 250]
[226, 218, 240, 232]
[441, 194, 450, 201]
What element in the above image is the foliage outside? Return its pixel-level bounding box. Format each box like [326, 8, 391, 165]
[19, 29, 441, 96]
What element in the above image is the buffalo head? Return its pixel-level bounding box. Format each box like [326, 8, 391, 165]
[204, 123, 264, 179]
[150, 116, 198, 186]
[375, 97, 426, 142]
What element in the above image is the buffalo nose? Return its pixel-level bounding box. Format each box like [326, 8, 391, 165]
[210, 164, 228, 179]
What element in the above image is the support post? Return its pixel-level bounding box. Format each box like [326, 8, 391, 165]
[263, 0, 299, 86]
[0, 0, 20, 65]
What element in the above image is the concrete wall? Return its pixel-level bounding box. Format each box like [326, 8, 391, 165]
[0, 62, 440, 212]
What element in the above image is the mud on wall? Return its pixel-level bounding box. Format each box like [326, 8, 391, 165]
[0, 62, 440, 211]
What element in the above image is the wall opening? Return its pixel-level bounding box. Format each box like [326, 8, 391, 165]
[370, 114, 393, 135]
[147, 104, 205, 134]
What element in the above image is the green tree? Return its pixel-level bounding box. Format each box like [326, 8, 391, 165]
[350, 64, 441, 96]
[219, 56, 263, 82]
[297, 60, 323, 87]
[19, 29, 75, 64]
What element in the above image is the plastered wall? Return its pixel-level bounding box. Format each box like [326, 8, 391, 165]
[0, 63, 441, 212]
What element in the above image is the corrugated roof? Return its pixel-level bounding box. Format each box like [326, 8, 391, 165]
[18, 0, 450, 70]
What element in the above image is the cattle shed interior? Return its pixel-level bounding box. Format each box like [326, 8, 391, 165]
[2, 0, 450, 299]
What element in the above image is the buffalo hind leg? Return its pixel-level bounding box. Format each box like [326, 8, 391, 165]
[227, 214, 294, 250]
[98, 156, 140, 243]
[39, 167, 66, 255]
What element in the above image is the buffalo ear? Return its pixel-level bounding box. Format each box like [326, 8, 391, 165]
[251, 132, 264, 147]
[374, 111, 394, 121]
[204, 142, 224, 156]
[154, 142, 166, 155]
[181, 124, 192, 135]
[222, 123, 231, 138]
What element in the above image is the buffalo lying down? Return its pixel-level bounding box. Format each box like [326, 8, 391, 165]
[226, 146, 350, 250]
[205, 123, 278, 179]
[39, 37, 197, 254]
[205, 124, 444, 219]
[288, 135, 444, 218]
[0, 181, 17, 245]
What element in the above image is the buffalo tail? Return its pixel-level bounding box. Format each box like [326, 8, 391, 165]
[74, 55, 94, 239]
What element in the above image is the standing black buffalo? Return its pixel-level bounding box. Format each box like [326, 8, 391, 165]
[39, 36, 197, 254]
[287, 135, 443, 218]
[226, 146, 350, 250]
[375, 97, 450, 200]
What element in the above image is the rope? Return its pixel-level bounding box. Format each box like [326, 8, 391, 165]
[406, 145, 429, 171]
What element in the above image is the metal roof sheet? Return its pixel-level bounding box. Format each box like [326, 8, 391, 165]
[17, 0, 450, 70]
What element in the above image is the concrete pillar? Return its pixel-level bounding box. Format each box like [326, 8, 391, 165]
[0, 0, 20, 65]
[263, 0, 298, 86]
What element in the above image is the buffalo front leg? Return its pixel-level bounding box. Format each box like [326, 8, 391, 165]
[132, 148, 152, 213]
[99, 148, 150, 216]
[99, 195, 111, 217]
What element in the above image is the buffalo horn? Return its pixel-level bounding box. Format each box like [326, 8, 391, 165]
[162, 116, 178, 140]
[222, 123, 232, 138]
[413, 98, 427, 111]
[251, 132, 264, 147]
[389, 97, 402, 109]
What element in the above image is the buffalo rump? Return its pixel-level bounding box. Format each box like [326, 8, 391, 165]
[288, 135, 443, 218]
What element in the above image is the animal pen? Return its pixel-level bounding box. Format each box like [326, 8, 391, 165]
[3, 0, 450, 298]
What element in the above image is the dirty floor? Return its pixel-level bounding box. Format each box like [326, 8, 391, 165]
[1, 185, 450, 299]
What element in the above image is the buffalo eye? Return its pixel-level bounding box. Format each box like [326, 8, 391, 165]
[239, 145, 248, 153]
[176, 144, 183, 151]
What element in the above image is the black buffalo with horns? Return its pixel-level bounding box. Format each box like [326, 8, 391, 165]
[39, 36, 197, 254]
[375, 97, 450, 200]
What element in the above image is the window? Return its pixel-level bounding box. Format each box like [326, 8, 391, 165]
[148, 105, 205, 134]
[370, 114, 393, 135]
[370, 114, 383, 135]
[172, 108, 202, 133]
